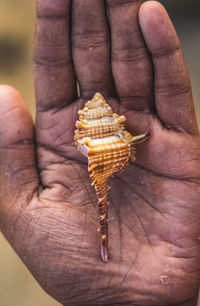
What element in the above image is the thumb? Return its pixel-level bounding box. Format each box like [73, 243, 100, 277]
[0, 85, 38, 233]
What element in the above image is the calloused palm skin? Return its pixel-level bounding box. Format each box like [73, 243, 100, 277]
[0, 1, 200, 306]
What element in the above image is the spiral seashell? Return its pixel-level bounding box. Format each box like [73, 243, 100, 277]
[74, 93, 148, 262]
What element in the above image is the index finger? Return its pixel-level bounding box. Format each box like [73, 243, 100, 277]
[34, 0, 76, 112]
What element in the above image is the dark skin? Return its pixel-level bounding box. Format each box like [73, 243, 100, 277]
[0, 0, 200, 305]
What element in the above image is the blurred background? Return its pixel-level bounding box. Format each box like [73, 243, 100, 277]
[0, 0, 199, 305]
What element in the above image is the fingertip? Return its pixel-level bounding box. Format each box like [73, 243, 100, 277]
[139, 1, 167, 23]
[0, 85, 30, 117]
[139, 1, 179, 51]
[0, 84, 23, 102]
[0, 85, 33, 146]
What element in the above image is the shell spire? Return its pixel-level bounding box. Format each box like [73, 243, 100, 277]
[74, 93, 148, 262]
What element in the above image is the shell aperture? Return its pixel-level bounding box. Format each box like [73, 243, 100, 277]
[74, 93, 148, 262]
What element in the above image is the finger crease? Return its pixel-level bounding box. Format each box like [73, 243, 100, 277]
[107, 0, 138, 9]
[37, 14, 69, 21]
[34, 57, 72, 68]
[153, 45, 180, 60]
[1, 138, 35, 150]
[112, 47, 149, 63]
[37, 98, 74, 113]
[120, 96, 151, 113]
[155, 82, 191, 97]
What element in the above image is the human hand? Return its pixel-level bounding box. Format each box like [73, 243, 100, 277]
[0, 1, 200, 305]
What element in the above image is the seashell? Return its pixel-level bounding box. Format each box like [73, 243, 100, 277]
[74, 93, 148, 262]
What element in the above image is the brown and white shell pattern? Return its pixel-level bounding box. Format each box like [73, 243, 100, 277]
[74, 93, 147, 262]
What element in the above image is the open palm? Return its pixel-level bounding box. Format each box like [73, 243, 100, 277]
[1, 1, 200, 305]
